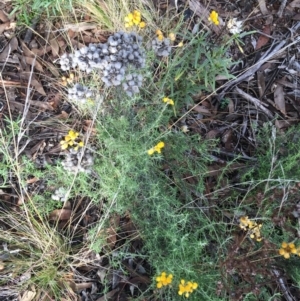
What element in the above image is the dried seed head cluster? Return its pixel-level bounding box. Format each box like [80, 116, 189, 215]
[151, 36, 172, 57]
[148, 141, 165, 155]
[61, 148, 94, 174]
[68, 83, 95, 104]
[279, 242, 300, 259]
[59, 32, 145, 96]
[178, 279, 198, 298]
[60, 130, 84, 151]
[155, 272, 173, 288]
[51, 187, 68, 202]
[227, 18, 243, 34]
[239, 216, 262, 242]
[122, 73, 143, 96]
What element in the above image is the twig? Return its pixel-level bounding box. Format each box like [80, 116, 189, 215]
[277, 0, 287, 17]
[234, 86, 274, 118]
[220, 40, 287, 97]
[271, 268, 296, 301]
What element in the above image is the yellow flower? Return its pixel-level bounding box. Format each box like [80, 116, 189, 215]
[139, 21, 146, 28]
[178, 279, 198, 298]
[61, 73, 75, 86]
[169, 32, 176, 41]
[147, 148, 155, 155]
[148, 141, 165, 155]
[156, 29, 164, 41]
[177, 41, 184, 47]
[156, 272, 173, 288]
[239, 216, 263, 242]
[156, 29, 163, 36]
[125, 10, 145, 28]
[163, 97, 174, 106]
[279, 242, 297, 259]
[208, 10, 219, 25]
[181, 125, 189, 133]
[60, 130, 83, 151]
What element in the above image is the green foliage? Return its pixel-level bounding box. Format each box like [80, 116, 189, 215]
[11, 0, 75, 24]
[4, 2, 300, 300]
[156, 31, 234, 105]
[86, 88, 228, 300]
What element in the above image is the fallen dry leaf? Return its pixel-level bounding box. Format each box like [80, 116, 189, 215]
[275, 119, 295, 130]
[0, 10, 9, 22]
[49, 209, 72, 221]
[192, 105, 212, 116]
[29, 100, 54, 111]
[206, 130, 219, 139]
[30, 78, 46, 96]
[21, 290, 36, 301]
[20, 41, 34, 57]
[95, 288, 119, 301]
[287, 0, 300, 10]
[76, 282, 93, 291]
[64, 22, 98, 32]
[0, 22, 10, 34]
[49, 37, 60, 57]
[258, 0, 269, 14]
[257, 70, 266, 99]
[20, 72, 46, 95]
[26, 177, 39, 184]
[228, 98, 234, 113]
[25, 56, 44, 73]
[255, 25, 271, 50]
[0, 37, 18, 61]
[273, 83, 286, 115]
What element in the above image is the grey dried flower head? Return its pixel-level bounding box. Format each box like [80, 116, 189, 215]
[61, 148, 94, 174]
[59, 53, 73, 71]
[122, 73, 143, 96]
[59, 31, 145, 94]
[68, 83, 94, 104]
[51, 187, 68, 202]
[151, 37, 172, 57]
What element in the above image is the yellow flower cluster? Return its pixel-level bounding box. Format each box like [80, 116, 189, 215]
[60, 130, 84, 151]
[208, 10, 219, 25]
[155, 30, 183, 46]
[279, 242, 300, 259]
[61, 73, 74, 86]
[239, 216, 262, 242]
[163, 97, 174, 106]
[155, 272, 173, 288]
[148, 141, 165, 155]
[156, 29, 164, 41]
[178, 279, 198, 298]
[125, 10, 146, 28]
